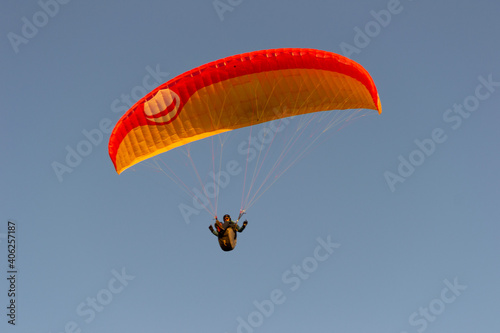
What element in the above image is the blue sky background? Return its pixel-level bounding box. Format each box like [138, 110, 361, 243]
[1, 1, 499, 332]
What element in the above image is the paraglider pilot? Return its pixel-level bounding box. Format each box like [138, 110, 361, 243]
[209, 214, 247, 251]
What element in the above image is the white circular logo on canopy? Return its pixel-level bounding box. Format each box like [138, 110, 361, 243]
[144, 88, 181, 124]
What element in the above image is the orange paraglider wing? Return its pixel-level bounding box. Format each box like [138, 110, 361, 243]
[108, 48, 382, 174]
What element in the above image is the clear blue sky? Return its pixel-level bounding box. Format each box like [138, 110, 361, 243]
[1, 1, 499, 332]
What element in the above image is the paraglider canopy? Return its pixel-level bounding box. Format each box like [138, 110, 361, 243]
[108, 48, 381, 174]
